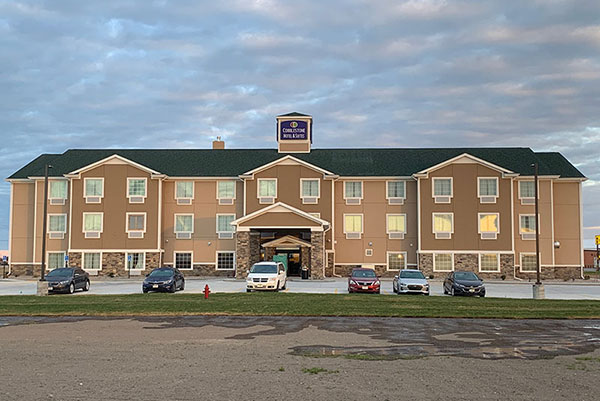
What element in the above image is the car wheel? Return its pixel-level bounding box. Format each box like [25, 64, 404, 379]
[170, 283, 177, 293]
[83, 280, 90, 292]
[68, 283, 75, 294]
[142, 288, 148, 293]
[480, 293, 485, 298]
[443, 285, 448, 295]
[246, 289, 251, 293]
[274, 281, 280, 292]
[376, 290, 380, 294]
[180, 280, 185, 291]
[348, 289, 352, 294]
[450, 287, 455, 296]
[282, 281, 286, 290]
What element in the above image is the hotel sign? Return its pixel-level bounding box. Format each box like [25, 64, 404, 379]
[280, 120, 308, 140]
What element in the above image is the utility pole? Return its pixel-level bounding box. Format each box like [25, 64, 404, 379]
[37, 164, 51, 296]
[532, 162, 544, 299]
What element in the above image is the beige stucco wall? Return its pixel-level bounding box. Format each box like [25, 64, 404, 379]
[553, 181, 582, 266]
[10, 182, 35, 263]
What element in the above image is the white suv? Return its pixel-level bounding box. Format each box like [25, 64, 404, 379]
[246, 261, 287, 292]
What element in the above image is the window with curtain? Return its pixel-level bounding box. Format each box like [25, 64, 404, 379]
[479, 214, 499, 233]
[520, 215, 536, 233]
[49, 181, 67, 199]
[433, 214, 453, 233]
[520, 181, 535, 198]
[217, 215, 235, 232]
[480, 254, 499, 271]
[83, 214, 102, 232]
[301, 179, 319, 197]
[128, 179, 146, 196]
[175, 215, 193, 233]
[85, 179, 103, 197]
[388, 252, 406, 270]
[83, 253, 101, 270]
[478, 178, 498, 196]
[49, 215, 66, 232]
[434, 254, 453, 271]
[127, 252, 144, 270]
[521, 254, 537, 271]
[218, 181, 235, 199]
[258, 179, 276, 197]
[127, 214, 145, 231]
[433, 178, 452, 196]
[344, 182, 362, 198]
[387, 181, 405, 198]
[344, 215, 363, 233]
[387, 215, 406, 233]
[176, 182, 194, 199]
[48, 252, 65, 270]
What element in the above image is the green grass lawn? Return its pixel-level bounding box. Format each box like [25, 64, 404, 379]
[0, 293, 599, 319]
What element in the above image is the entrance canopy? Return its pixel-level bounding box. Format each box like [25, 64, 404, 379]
[262, 235, 312, 249]
[231, 202, 330, 232]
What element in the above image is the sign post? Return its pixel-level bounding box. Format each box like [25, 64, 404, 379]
[127, 254, 132, 279]
[596, 235, 600, 272]
[2, 256, 7, 279]
[64, 254, 69, 268]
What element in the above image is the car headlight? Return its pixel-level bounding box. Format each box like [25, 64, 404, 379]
[350, 280, 357, 285]
[59, 280, 70, 285]
[374, 280, 380, 286]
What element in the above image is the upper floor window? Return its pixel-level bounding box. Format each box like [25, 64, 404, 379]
[520, 215, 537, 240]
[175, 214, 193, 239]
[432, 213, 453, 239]
[344, 214, 363, 239]
[432, 178, 452, 203]
[127, 178, 147, 203]
[48, 214, 67, 239]
[84, 178, 103, 203]
[301, 179, 319, 204]
[519, 181, 536, 205]
[386, 214, 406, 239]
[176, 181, 194, 205]
[258, 179, 277, 204]
[216, 214, 235, 239]
[126, 213, 146, 239]
[83, 213, 103, 239]
[478, 178, 498, 203]
[49, 181, 67, 205]
[344, 181, 363, 205]
[217, 181, 236, 205]
[386, 181, 405, 204]
[478, 213, 499, 240]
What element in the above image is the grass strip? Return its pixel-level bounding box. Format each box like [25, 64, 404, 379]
[0, 293, 599, 319]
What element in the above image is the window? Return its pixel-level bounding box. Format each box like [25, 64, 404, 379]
[520, 254, 538, 272]
[217, 181, 236, 204]
[217, 251, 235, 270]
[432, 213, 453, 239]
[479, 253, 500, 272]
[176, 181, 194, 201]
[433, 253, 453, 272]
[217, 214, 235, 238]
[48, 252, 66, 270]
[387, 214, 406, 239]
[478, 178, 498, 203]
[344, 214, 363, 239]
[175, 214, 193, 239]
[48, 214, 66, 234]
[49, 181, 68, 199]
[127, 178, 147, 203]
[344, 181, 363, 205]
[127, 252, 145, 270]
[83, 213, 103, 238]
[519, 181, 535, 198]
[258, 179, 277, 203]
[478, 213, 499, 239]
[432, 178, 452, 203]
[520, 215, 537, 239]
[127, 213, 146, 238]
[301, 179, 320, 203]
[84, 178, 104, 203]
[83, 252, 101, 270]
[387, 252, 407, 271]
[175, 252, 192, 270]
[387, 181, 405, 204]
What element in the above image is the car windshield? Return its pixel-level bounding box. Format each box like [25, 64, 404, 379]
[148, 269, 174, 278]
[400, 271, 425, 279]
[250, 264, 278, 274]
[352, 270, 376, 278]
[46, 268, 72, 278]
[455, 272, 479, 281]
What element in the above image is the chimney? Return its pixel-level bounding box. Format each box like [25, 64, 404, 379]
[212, 136, 225, 150]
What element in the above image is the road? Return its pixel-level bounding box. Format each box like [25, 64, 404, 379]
[1, 277, 600, 299]
[0, 316, 599, 400]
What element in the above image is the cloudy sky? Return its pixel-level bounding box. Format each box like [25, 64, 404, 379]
[1, 0, 599, 250]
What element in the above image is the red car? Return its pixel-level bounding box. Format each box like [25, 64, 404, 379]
[348, 268, 381, 294]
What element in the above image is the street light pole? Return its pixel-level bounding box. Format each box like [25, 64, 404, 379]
[37, 164, 52, 295]
[532, 162, 544, 299]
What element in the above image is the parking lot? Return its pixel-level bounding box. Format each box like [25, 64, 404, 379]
[1, 277, 600, 299]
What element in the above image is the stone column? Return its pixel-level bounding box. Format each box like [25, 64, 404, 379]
[300, 247, 310, 271]
[265, 247, 276, 261]
[310, 231, 324, 279]
[236, 231, 261, 278]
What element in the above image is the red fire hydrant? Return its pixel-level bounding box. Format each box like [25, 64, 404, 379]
[204, 284, 210, 299]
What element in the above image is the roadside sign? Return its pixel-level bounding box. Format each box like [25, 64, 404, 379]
[596, 235, 600, 245]
[127, 255, 132, 261]
[2, 256, 7, 262]
[64, 255, 69, 261]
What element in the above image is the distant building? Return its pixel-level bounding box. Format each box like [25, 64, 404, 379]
[6, 112, 586, 279]
[584, 249, 598, 269]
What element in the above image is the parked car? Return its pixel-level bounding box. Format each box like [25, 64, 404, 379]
[142, 267, 185, 293]
[443, 271, 486, 297]
[393, 269, 430, 295]
[348, 268, 381, 294]
[46, 267, 90, 294]
[246, 261, 287, 292]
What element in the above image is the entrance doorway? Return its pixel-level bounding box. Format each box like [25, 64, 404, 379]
[276, 250, 301, 276]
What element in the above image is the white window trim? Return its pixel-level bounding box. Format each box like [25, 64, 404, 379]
[519, 213, 538, 238]
[216, 213, 236, 233]
[174, 213, 194, 234]
[478, 212, 500, 236]
[520, 252, 538, 273]
[174, 251, 193, 270]
[47, 251, 67, 270]
[478, 253, 501, 272]
[386, 251, 407, 271]
[126, 212, 147, 234]
[432, 213, 454, 234]
[48, 180, 68, 200]
[343, 181, 363, 200]
[518, 180, 538, 200]
[84, 177, 104, 200]
[175, 181, 195, 200]
[343, 213, 363, 239]
[126, 251, 146, 270]
[477, 177, 499, 201]
[309, 212, 321, 218]
[386, 180, 406, 201]
[386, 213, 407, 237]
[433, 253, 454, 272]
[82, 251, 102, 271]
[216, 251, 236, 271]
[432, 177, 453, 199]
[257, 178, 278, 200]
[82, 212, 104, 234]
[127, 177, 148, 199]
[217, 180, 236, 200]
[48, 213, 67, 234]
[300, 178, 320, 202]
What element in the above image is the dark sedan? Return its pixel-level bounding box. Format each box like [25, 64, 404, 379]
[46, 268, 90, 294]
[348, 268, 381, 294]
[142, 267, 185, 293]
[443, 271, 486, 297]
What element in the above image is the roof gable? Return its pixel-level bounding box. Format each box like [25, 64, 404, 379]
[415, 153, 516, 177]
[66, 154, 162, 177]
[231, 202, 330, 230]
[241, 155, 336, 177]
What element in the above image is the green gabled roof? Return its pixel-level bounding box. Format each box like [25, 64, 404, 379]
[7, 147, 585, 179]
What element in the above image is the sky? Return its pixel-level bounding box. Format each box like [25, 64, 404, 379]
[1, 0, 599, 250]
